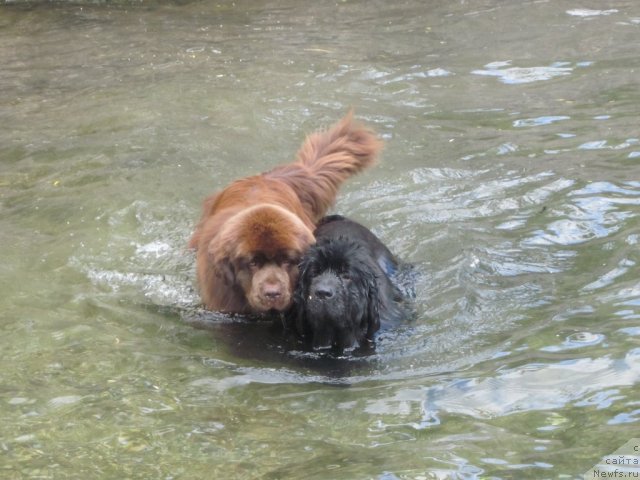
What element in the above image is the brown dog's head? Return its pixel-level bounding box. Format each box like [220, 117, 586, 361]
[209, 204, 315, 313]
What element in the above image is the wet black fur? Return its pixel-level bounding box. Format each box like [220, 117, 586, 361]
[290, 215, 409, 353]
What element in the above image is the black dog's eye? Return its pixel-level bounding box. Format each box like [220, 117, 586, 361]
[340, 272, 351, 281]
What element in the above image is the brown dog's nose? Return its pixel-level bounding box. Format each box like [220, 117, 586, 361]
[263, 285, 282, 299]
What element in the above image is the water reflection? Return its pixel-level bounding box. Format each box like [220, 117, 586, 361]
[513, 115, 571, 128]
[368, 348, 640, 422]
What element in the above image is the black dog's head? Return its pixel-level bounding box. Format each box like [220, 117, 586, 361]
[293, 237, 381, 353]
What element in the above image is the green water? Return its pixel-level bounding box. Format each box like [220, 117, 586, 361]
[2, 1, 640, 478]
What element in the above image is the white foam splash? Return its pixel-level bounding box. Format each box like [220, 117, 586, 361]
[472, 61, 573, 85]
[566, 9, 618, 17]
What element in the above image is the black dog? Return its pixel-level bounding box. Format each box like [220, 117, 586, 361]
[290, 215, 411, 353]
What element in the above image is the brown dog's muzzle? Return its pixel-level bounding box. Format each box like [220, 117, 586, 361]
[248, 264, 293, 312]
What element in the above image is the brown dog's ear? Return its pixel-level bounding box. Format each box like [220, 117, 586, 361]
[207, 237, 236, 285]
[300, 229, 315, 250]
[214, 257, 235, 285]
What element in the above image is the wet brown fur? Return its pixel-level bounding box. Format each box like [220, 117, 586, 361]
[189, 112, 382, 314]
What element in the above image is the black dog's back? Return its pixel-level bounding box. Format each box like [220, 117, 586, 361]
[291, 215, 412, 353]
[315, 215, 400, 279]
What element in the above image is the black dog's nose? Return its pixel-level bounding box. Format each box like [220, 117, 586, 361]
[313, 285, 334, 300]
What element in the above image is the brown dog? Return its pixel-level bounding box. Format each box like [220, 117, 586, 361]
[188, 112, 382, 314]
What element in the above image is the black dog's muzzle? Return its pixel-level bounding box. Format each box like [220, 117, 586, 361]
[305, 271, 354, 349]
[309, 272, 341, 301]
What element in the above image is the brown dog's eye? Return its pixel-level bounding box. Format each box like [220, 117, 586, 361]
[280, 256, 300, 269]
[247, 258, 262, 271]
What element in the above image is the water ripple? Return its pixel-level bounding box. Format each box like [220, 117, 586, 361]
[471, 61, 575, 85]
[540, 332, 606, 352]
[524, 181, 640, 247]
[582, 258, 636, 291]
[348, 168, 571, 226]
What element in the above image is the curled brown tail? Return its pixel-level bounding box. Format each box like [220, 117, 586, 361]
[268, 111, 383, 221]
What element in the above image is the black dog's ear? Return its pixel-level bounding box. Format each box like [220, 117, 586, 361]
[363, 272, 381, 341]
[293, 257, 312, 338]
[294, 299, 307, 340]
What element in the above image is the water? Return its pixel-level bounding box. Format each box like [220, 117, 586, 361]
[2, 1, 640, 478]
